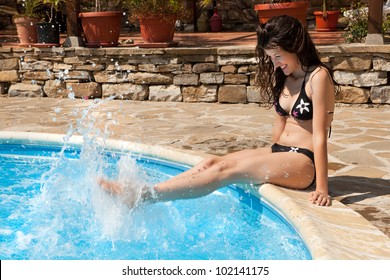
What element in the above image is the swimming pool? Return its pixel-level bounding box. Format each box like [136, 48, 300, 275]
[0, 136, 311, 260]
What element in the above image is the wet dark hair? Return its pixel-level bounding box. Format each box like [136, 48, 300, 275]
[255, 15, 337, 104]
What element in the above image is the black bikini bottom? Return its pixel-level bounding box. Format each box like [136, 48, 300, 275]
[271, 143, 316, 187]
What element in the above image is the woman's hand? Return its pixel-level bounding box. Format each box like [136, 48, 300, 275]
[309, 191, 331, 206]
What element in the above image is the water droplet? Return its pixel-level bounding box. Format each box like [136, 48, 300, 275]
[68, 92, 75, 99]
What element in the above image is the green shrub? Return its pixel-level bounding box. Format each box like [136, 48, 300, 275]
[343, 0, 390, 43]
[123, 0, 187, 21]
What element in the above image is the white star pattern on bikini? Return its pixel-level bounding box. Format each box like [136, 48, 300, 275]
[289, 147, 299, 153]
[295, 99, 310, 114]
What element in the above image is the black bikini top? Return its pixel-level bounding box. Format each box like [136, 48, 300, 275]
[274, 72, 313, 121]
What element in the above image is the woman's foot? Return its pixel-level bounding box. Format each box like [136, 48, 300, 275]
[97, 177, 142, 208]
[97, 177, 123, 195]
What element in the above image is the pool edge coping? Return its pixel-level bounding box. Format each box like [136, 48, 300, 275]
[1, 131, 389, 260]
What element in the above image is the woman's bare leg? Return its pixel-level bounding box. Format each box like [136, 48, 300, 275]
[98, 148, 269, 201]
[98, 148, 315, 205]
[149, 148, 315, 201]
[160, 148, 272, 181]
[99, 148, 268, 194]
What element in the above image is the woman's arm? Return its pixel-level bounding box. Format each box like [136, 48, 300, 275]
[309, 68, 335, 206]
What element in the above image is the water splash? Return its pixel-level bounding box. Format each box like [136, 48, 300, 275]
[9, 99, 151, 258]
[67, 85, 75, 99]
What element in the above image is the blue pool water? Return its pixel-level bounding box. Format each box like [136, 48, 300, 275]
[0, 142, 311, 260]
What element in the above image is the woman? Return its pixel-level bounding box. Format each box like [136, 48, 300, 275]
[99, 15, 337, 207]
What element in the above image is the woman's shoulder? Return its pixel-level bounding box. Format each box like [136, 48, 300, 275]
[308, 66, 333, 85]
[310, 66, 330, 78]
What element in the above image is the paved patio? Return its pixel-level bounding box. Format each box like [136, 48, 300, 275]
[0, 97, 389, 241]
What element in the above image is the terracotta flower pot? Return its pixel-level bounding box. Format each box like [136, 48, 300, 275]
[254, 1, 308, 26]
[314, 11, 339, 32]
[13, 17, 38, 46]
[138, 16, 176, 43]
[79, 11, 122, 47]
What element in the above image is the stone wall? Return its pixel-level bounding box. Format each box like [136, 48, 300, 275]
[0, 44, 389, 104]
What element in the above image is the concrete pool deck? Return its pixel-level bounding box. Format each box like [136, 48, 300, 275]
[0, 97, 389, 259]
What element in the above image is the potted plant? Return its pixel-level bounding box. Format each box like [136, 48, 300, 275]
[13, 0, 42, 46]
[253, 0, 309, 26]
[123, 0, 187, 46]
[79, 0, 123, 47]
[35, 0, 64, 46]
[314, 0, 341, 31]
